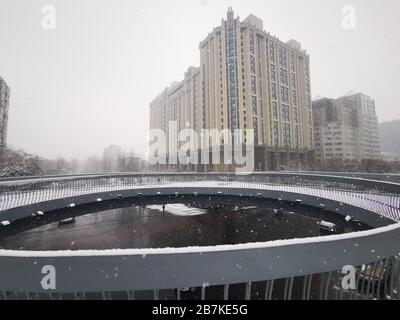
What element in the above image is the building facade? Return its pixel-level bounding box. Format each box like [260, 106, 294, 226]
[149, 9, 314, 171]
[0, 77, 10, 158]
[313, 93, 380, 165]
[379, 120, 400, 159]
[150, 67, 201, 138]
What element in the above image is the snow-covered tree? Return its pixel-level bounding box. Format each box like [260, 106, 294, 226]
[0, 147, 44, 177]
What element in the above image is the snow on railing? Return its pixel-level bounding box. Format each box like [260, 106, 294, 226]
[1, 173, 400, 221]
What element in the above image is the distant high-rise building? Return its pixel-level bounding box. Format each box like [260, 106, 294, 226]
[313, 93, 380, 164]
[0, 76, 10, 157]
[379, 120, 400, 157]
[150, 66, 201, 144]
[149, 8, 314, 171]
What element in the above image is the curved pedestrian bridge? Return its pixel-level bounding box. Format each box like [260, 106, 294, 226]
[0, 173, 399, 300]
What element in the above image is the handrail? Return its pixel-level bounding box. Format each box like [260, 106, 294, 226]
[1, 174, 400, 222]
[1, 172, 400, 192]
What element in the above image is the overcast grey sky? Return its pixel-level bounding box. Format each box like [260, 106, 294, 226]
[0, 0, 399, 160]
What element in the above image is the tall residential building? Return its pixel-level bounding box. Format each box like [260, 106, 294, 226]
[379, 120, 400, 158]
[313, 92, 380, 164]
[149, 8, 314, 171]
[0, 76, 10, 158]
[150, 66, 201, 140]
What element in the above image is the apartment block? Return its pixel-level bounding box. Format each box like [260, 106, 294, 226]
[149, 8, 314, 171]
[313, 93, 380, 164]
[0, 76, 10, 158]
[150, 66, 201, 151]
[379, 120, 400, 158]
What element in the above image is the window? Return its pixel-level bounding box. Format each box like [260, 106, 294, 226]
[293, 108, 298, 123]
[292, 91, 297, 106]
[290, 53, 295, 71]
[249, 30, 255, 54]
[282, 104, 290, 122]
[283, 123, 291, 146]
[252, 96, 257, 115]
[279, 46, 287, 68]
[250, 55, 256, 74]
[253, 116, 259, 143]
[273, 122, 279, 145]
[269, 41, 275, 62]
[251, 75, 257, 95]
[281, 86, 289, 104]
[272, 101, 278, 120]
[271, 64, 276, 82]
[271, 83, 277, 100]
[280, 68, 288, 86]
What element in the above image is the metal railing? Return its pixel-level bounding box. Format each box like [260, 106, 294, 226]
[1, 173, 400, 222]
[1, 255, 399, 301]
[0, 172, 400, 300]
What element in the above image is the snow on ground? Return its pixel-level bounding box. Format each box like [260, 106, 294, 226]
[147, 204, 206, 216]
[1, 221, 400, 258]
